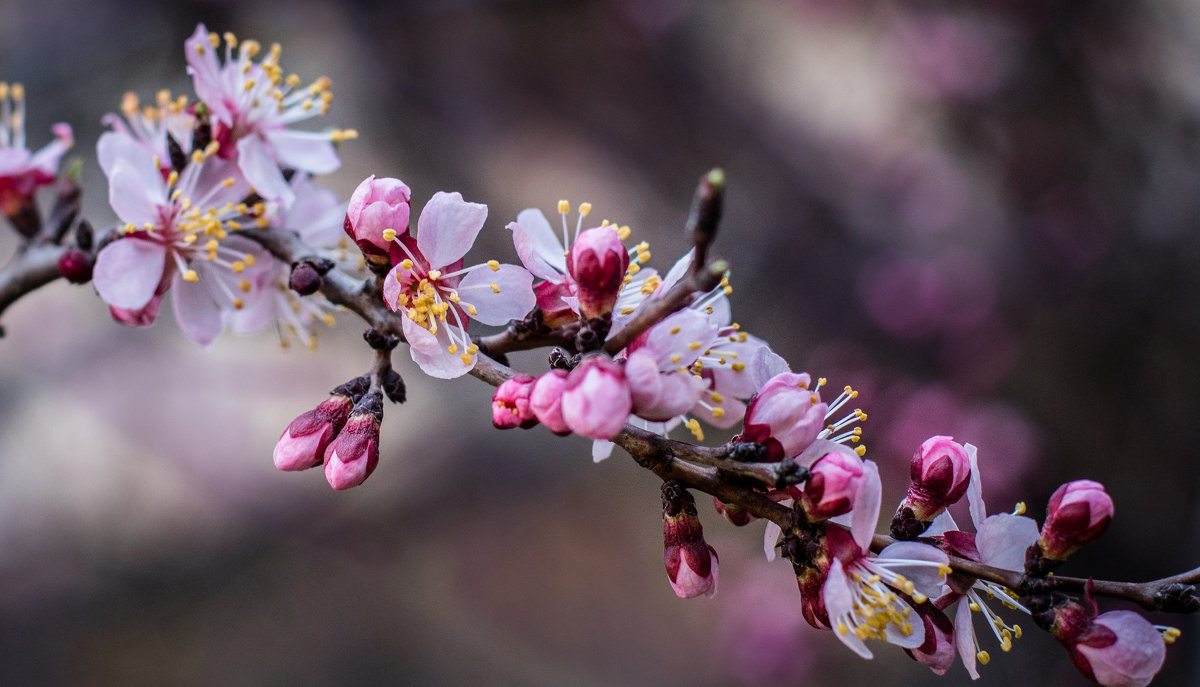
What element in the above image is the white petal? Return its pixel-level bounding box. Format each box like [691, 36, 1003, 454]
[976, 513, 1039, 572]
[237, 135, 294, 207]
[416, 191, 488, 269]
[106, 161, 165, 228]
[266, 129, 342, 174]
[966, 443, 987, 529]
[93, 239, 166, 310]
[509, 208, 565, 280]
[456, 264, 535, 326]
[850, 459, 882, 553]
[592, 440, 615, 463]
[824, 559, 874, 659]
[171, 272, 224, 346]
[403, 316, 474, 379]
[763, 519, 782, 561]
[876, 542, 950, 599]
[954, 599, 980, 680]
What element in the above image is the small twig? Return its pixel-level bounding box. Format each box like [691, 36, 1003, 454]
[0, 242, 68, 335]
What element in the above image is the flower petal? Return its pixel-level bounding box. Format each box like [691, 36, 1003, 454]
[850, 459, 882, 553]
[402, 316, 475, 379]
[237, 135, 294, 207]
[824, 559, 874, 659]
[106, 158, 166, 227]
[171, 272, 224, 346]
[954, 599, 980, 680]
[763, 518, 782, 561]
[266, 129, 342, 175]
[416, 191, 488, 269]
[966, 443, 987, 529]
[976, 513, 1039, 572]
[93, 239, 167, 310]
[509, 208, 566, 280]
[591, 439, 615, 463]
[456, 263, 535, 326]
[877, 542, 950, 599]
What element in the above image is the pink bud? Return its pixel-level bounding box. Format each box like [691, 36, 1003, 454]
[567, 226, 628, 319]
[529, 369, 571, 435]
[801, 449, 866, 521]
[273, 394, 353, 471]
[324, 411, 380, 490]
[56, 247, 94, 284]
[1040, 479, 1114, 560]
[1051, 603, 1166, 687]
[561, 356, 632, 440]
[663, 483, 719, 599]
[345, 175, 411, 265]
[737, 372, 827, 461]
[492, 374, 538, 430]
[901, 435, 972, 521]
[713, 497, 758, 527]
[534, 280, 578, 329]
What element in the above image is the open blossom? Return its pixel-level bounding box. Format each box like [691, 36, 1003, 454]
[0, 82, 73, 219]
[100, 89, 194, 172]
[185, 24, 355, 207]
[382, 189, 535, 378]
[1048, 599, 1170, 687]
[737, 372, 828, 461]
[92, 130, 272, 345]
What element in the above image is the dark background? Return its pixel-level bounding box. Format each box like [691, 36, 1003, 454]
[0, 0, 1198, 684]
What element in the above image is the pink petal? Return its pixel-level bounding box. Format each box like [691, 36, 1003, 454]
[763, 518, 783, 561]
[591, 439, 616, 463]
[266, 129, 342, 175]
[644, 309, 717, 365]
[93, 239, 167, 310]
[850, 458, 882, 553]
[416, 191, 488, 269]
[509, 208, 566, 280]
[954, 599, 980, 680]
[976, 513, 1039, 572]
[184, 25, 233, 124]
[824, 559, 874, 659]
[171, 272, 223, 346]
[876, 542, 950, 599]
[402, 316, 475, 379]
[1081, 611, 1166, 687]
[106, 162, 165, 228]
[966, 443, 987, 529]
[237, 135, 294, 207]
[456, 263, 535, 326]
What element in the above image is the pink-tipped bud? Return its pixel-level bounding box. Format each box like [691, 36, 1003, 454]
[561, 356, 632, 440]
[1050, 602, 1166, 687]
[273, 393, 354, 471]
[901, 435, 972, 521]
[801, 449, 866, 521]
[567, 226, 628, 319]
[324, 393, 382, 490]
[492, 374, 538, 430]
[1040, 480, 1114, 560]
[662, 482, 719, 599]
[345, 175, 411, 266]
[713, 497, 758, 527]
[56, 246, 94, 284]
[530, 369, 571, 435]
[736, 372, 827, 461]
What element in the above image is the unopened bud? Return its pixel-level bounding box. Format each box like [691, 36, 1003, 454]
[324, 392, 382, 490]
[345, 175, 411, 266]
[800, 448, 866, 521]
[492, 374, 538, 430]
[900, 435, 972, 522]
[662, 482, 719, 599]
[568, 226, 628, 320]
[1039, 480, 1114, 560]
[56, 246, 94, 284]
[686, 168, 724, 270]
[529, 369, 571, 435]
[273, 392, 353, 471]
[713, 497, 757, 527]
[289, 261, 322, 295]
[736, 372, 826, 461]
[560, 355, 632, 440]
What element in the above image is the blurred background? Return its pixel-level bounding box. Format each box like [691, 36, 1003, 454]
[1, 0, 1199, 684]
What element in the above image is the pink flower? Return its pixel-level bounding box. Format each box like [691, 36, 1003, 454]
[184, 25, 353, 207]
[569, 225, 629, 319]
[492, 374, 538, 430]
[801, 448, 868, 521]
[0, 82, 73, 217]
[274, 391, 354, 471]
[324, 406, 381, 490]
[902, 435, 972, 521]
[382, 191, 535, 378]
[99, 90, 193, 174]
[561, 355, 632, 440]
[662, 483, 719, 599]
[904, 602, 957, 676]
[1040, 479, 1114, 560]
[529, 369, 571, 435]
[1049, 601, 1168, 687]
[624, 309, 714, 421]
[738, 372, 828, 461]
[93, 131, 272, 345]
[345, 175, 411, 266]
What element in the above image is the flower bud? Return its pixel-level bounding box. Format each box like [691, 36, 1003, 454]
[1049, 602, 1166, 687]
[901, 435, 972, 521]
[345, 175, 411, 266]
[567, 226, 628, 319]
[800, 448, 865, 521]
[289, 261, 322, 295]
[56, 246, 94, 284]
[529, 369, 571, 435]
[324, 392, 382, 490]
[492, 374, 538, 430]
[560, 355, 632, 440]
[736, 372, 827, 461]
[662, 482, 719, 599]
[713, 497, 758, 527]
[1039, 480, 1114, 560]
[273, 393, 354, 471]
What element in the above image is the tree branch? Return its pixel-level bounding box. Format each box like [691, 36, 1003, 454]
[0, 242, 67, 335]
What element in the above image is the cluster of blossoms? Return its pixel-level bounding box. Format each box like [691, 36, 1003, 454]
[0, 25, 1190, 687]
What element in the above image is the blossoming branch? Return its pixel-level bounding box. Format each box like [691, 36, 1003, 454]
[0, 24, 1195, 687]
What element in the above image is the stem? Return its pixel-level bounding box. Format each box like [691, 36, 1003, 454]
[0, 242, 68, 335]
